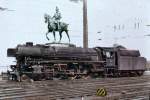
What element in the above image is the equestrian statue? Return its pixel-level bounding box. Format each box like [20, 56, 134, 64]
[44, 7, 70, 42]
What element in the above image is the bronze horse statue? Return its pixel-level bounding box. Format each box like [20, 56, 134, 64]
[44, 14, 70, 42]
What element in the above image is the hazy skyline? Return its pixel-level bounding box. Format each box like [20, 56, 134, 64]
[0, 0, 150, 72]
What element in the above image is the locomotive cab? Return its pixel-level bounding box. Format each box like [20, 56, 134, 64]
[96, 47, 118, 77]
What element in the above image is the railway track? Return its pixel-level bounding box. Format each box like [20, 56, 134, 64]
[0, 76, 150, 100]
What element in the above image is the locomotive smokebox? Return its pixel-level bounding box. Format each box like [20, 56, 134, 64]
[7, 48, 16, 57]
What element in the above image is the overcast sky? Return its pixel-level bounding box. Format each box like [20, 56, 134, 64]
[0, 0, 150, 72]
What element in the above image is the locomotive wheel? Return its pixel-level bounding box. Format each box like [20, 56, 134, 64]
[90, 73, 99, 78]
[45, 74, 53, 80]
[81, 75, 91, 79]
[60, 74, 68, 80]
[69, 75, 80, 80]
[129, 71, 137, 77]
[69, 76, 76, 80]
[21, 74, 31, 82]
[136, 71, 144, 76]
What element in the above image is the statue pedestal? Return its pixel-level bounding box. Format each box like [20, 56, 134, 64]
[45, 42, 76, 47]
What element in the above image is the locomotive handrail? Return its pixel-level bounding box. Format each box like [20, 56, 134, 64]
[27, 60, 105, 63]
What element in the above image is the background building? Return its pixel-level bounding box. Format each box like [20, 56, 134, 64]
[146, 61, 150, 70]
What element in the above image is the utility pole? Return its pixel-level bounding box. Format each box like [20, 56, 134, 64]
[83, 0, 88, 48]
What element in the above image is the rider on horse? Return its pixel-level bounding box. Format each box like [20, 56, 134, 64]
[53, 6, 62, 30]
[44, 7, 70, 42]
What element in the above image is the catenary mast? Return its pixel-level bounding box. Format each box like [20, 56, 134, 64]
[83, 0, 88, 48]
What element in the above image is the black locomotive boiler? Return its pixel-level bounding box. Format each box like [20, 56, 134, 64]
[7, 42, 146, 81]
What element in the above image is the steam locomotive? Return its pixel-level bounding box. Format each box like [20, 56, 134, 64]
[7, 42, 146, 81]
